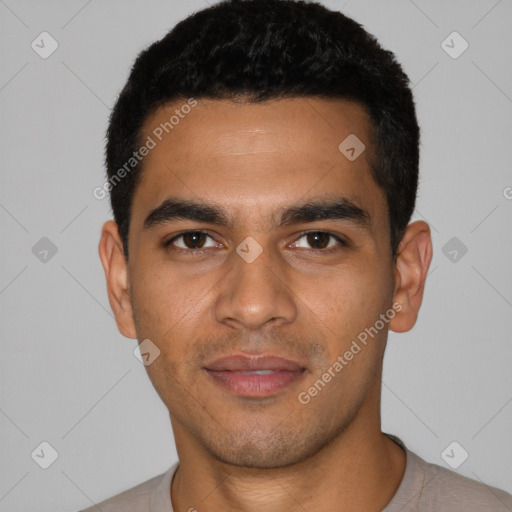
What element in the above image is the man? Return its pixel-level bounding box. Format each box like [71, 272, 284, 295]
[87, 0, 512, 510]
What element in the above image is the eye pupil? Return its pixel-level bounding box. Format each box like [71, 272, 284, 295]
[307, 232, 330, 249]
[184, 232, 206, 248]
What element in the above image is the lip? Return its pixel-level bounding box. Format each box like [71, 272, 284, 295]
[203, 354, 307, 397]
[204, 354, 305, 372]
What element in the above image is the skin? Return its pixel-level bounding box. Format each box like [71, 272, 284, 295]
[99, 97, 432, 511]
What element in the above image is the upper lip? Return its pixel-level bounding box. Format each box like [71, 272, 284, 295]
[204, 354, 305, 372]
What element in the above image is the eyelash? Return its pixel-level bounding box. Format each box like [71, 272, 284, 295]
[163, 230, 347, 255]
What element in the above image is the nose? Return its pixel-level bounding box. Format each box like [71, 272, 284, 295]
[214, 241, 298, 331]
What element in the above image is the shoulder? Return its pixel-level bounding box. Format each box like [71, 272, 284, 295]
[78, 463, 177, 512]
[409, 449, 512, 511]
[384, 435, 512, 512]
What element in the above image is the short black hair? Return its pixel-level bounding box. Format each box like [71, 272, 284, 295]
[105, 0, 419, 259]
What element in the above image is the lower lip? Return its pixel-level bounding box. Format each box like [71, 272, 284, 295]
[205, 369, 305, 397]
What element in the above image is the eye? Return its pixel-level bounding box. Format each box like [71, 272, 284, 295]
[291, 231, 347, 252]
[163, 230, 347, 254]
[164, 230, 220, 251]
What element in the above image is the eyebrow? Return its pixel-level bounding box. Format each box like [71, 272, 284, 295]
[143, 196, 372, 231]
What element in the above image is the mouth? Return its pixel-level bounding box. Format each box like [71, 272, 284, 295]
[203, 354, 307, 397]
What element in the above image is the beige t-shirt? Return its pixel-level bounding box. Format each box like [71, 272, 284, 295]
[80, 436, 512, 511]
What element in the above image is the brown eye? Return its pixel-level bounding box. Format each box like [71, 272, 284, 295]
[306, 232, 330, 249]
[165, 231, 217, 250]
[293, 231, 346, 251]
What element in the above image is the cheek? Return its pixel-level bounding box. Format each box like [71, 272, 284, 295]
[129, 261, 216, 351]
[314, 261, 385, 312]
[304, 263, 392, 354]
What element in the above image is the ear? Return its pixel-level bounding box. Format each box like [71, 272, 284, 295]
[98, 220, 137, 339]
[389, 220, 433, 333]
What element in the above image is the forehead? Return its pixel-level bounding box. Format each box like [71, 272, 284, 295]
[132, 97, 386, 230]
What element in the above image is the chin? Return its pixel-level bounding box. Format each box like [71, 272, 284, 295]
[198, 420, 340, 469]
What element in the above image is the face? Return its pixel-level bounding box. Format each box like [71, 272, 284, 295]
[100, 97, 429, 469]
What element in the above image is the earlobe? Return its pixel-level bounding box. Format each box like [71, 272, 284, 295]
[389, 221, 433, 333]
[98, 220, 137, 339]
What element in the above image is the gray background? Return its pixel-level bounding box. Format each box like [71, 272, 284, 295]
[1, 0, 511, 510]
